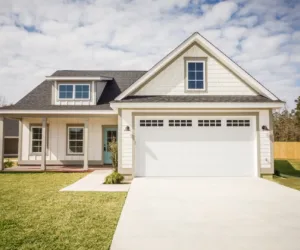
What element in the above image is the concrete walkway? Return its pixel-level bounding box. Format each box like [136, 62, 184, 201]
[60, 170, 130, 192]
[111, 177, 300, 250]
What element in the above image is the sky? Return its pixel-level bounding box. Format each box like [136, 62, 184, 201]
[0, 0, 299, 109]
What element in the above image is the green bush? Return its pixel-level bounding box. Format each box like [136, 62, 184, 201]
[4, 159, 14, 168]
[104, 171, 124, 184]
[108, 138, 118, 171]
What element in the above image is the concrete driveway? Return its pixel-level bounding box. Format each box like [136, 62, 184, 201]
[111, 177, 300, 250]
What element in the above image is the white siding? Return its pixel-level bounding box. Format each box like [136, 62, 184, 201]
[118, 109, 272, 175]
[259, 110, 272, 170]
[120, 110, 133, 169]
[21, 116, 117, 162]
[135, 45, 257, 96]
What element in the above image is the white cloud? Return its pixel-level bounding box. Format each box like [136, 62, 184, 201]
[199, 1, 238, 28]
[0, 0, 299, 109]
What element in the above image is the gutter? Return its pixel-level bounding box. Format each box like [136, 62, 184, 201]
[0, 110, 117, 115]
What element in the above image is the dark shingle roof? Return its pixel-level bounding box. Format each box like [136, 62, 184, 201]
[3, 71, 147, 110]
[0, 70, 282, 111]
[113, 95, 281, 103]
[51, 70, 146, 92]
[4, 118, 19, 137]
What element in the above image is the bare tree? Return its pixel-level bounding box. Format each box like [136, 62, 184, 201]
[0, 96, 6, 107]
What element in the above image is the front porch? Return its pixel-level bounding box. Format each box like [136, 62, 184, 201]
[0, 114, 118, 171]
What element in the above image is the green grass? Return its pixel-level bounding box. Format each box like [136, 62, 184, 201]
[272, 176, 300, 191]
[0, 173, 127, 250]
[275, 159, 300, 177]
[271, 159, 300, 191]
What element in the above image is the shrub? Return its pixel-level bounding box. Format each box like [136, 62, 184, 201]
[104, 171, 124, 184]
[4, 159, 14, 168]
[109, 137, 118, 171]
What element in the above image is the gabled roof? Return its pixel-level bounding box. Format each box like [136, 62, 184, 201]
[2, 71, 146, 111]
[116, 32, 279, 101]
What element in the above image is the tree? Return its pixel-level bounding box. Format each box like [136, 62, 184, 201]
[273, 96, 300, 142]
[294, 96, 300, 126]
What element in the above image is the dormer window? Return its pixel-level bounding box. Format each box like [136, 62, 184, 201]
[59, 85, 73, 99]
[185, 58, 206, 91]
[58, 83, 90, 100]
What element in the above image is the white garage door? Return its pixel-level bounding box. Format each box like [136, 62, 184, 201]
[135, 116, 257, 177]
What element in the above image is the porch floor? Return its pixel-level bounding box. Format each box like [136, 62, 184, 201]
[3, 165, 113, 173]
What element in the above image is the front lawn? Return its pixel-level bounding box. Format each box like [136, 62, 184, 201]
[272, 176, 300, 191]
[275, 159, 300, 177]
[0, 173, 127, 250]
[272, 159, 300, 191]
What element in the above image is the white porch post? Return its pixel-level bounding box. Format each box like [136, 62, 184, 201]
[41, 117, 47, 171]
[83, 119, 89, 170]
[0, 117, 4, 171]
[18, 119, 22, 163]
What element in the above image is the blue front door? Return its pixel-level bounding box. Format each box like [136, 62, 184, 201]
[104, 127, 118, 164]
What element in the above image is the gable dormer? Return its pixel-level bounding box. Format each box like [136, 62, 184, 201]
[133, 43, 257, 96]
[46, 76, 112, 106]
[116, 33, 278, 101]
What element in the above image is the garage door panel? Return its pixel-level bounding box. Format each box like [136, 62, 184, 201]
[135, 116, 257, 177]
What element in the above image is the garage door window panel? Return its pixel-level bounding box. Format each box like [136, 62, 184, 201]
[140, 120, 163, 127]
[198, 120, 221, 127]
[169, 120, 192, 127]
[227, 120, 250, 127]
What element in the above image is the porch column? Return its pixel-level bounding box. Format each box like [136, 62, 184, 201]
[41, 117, 47, 171]
[0, 117, 4, 171]
[18, 119, 22, 163]
[83, 119, 89, 170]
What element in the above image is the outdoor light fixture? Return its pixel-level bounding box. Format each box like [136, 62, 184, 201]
[262, 125, 269, 131]
[124, 126, 130, 131]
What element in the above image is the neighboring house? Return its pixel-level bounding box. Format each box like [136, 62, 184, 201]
[4, 118, 19, 157]
[0, 32, 284, 176]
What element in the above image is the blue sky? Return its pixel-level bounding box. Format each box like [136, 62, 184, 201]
[0, 0, 299, 108]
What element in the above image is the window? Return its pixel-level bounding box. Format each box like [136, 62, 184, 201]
[198, 120, 221, 127]
[75, 85, 90, 99]
[169, 120, 192, 127]
[68, 127, 84, 154]
[59, 85, 73, 99]
[187, 61, 205, 90]
[140, 120, 164, 127]
[58, 84, 90, 100]
[226, 120, 250, 127]
[31, 126, 42, 153]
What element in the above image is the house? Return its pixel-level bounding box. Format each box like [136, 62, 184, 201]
[4, 118, 19, 157]
[0, 32, 284, 177]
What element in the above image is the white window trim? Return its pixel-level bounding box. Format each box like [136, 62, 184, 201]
[67, 126, 84, 155]
[30, 126, 42, 154]
[29, 125, 49, 155]
[186, 60, 206, 91]
[58, 83, 91, 101]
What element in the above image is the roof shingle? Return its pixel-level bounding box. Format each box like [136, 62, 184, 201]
[113, 95, 281, 103]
